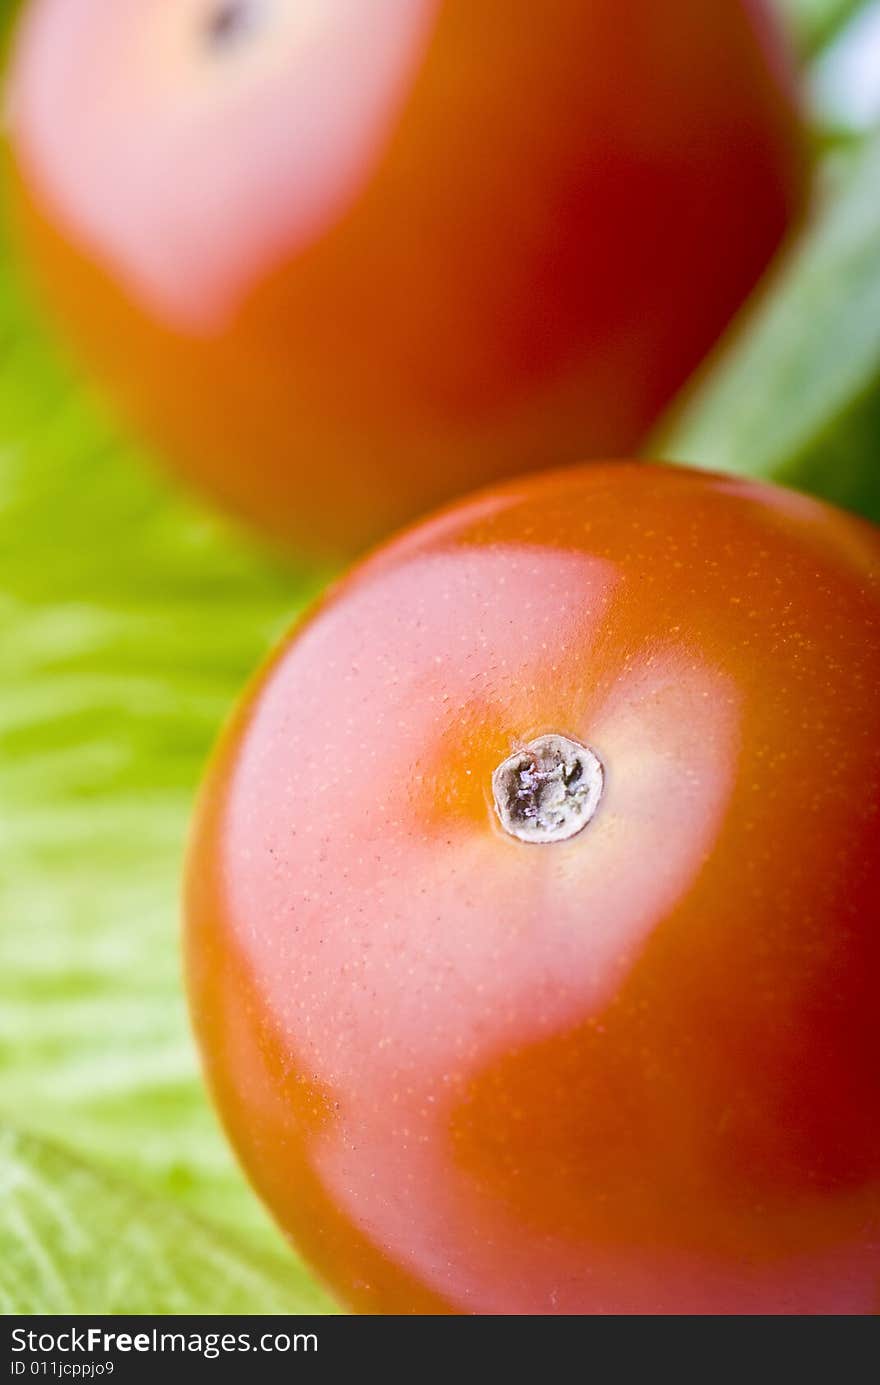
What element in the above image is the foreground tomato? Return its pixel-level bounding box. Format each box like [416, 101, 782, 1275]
[186, 463, 880, 1314]
[8, 1, 805, 557]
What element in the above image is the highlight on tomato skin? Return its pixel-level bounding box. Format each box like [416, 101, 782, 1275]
[185, 462, 880, 1316]
[8, 0, 807, 557]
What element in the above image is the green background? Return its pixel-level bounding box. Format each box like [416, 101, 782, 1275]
[0, 0, 878, 1313]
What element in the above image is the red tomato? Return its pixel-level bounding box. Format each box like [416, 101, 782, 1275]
[8, 1, 805, 557]
[185, 463, 880, 1314]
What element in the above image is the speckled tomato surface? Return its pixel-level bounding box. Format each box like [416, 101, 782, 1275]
[185, 463, 880, 1313]
[8, 0, 806, 556]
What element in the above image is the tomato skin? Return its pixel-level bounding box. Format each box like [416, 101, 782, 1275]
[186, 463, 880, 1314]
[9, 0, 805, 557]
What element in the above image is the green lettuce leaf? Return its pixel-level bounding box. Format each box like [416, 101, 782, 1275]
[0, 1126, 334, 1314]
[656, 133, 880, 522]
[0, 207, 329, 1270]
[781, 0, 872, 54]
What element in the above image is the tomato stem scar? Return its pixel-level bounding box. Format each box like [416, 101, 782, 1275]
[203, 0, 264, 49]
[492, 734, 604, 845]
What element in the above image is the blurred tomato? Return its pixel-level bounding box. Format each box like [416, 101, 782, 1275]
[186, 463, 880, 1314]
[9, 1, 805, 556]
